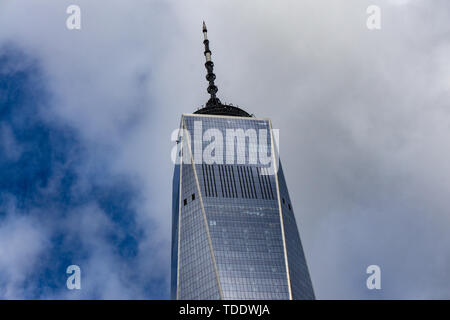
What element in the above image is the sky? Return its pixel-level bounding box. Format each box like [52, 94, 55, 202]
[0, 0, 449, 299]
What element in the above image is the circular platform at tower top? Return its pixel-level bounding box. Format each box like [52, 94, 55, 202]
[194, 103, 252, 118]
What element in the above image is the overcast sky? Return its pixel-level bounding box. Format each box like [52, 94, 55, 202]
[0, 0, 449, 299]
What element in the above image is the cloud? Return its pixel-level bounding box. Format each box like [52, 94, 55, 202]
[0, 44, 168, 299]
[0, 199, 49, 299]
[1, 0, 449, 299]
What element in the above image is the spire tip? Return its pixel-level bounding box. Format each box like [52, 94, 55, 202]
[201, 21, 219, 106]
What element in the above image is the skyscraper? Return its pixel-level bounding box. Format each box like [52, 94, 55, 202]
[171, 22, 314, 300]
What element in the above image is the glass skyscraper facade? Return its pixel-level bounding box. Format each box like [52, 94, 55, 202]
[170, 22, 314, 300]
[171, 114, 315, 300]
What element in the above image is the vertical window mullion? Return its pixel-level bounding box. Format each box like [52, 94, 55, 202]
[249, 167, 254, 199]
[264, 170, 274, 199]
[207, 165, 214, 197]
[218, 164, 225, 197]
[237, 166, 244, 198]
[240, 167, 248, 198]
[257, 167, 265, 199]
[230, 166, 237, 198]
[225, 166, 232, 198]
[211, 165, 218, 197]
[222, 165, 229, 198]
[202, 164, 208, 197]
[261, 167, 269, 200]
[249, 167, 258, 199]
[243, 166, 251, 199]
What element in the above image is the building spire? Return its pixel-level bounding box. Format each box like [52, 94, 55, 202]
[202, 21, 221, 107]
[194, 22, 251, 117]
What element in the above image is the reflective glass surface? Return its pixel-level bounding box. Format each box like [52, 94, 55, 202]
[171, 114, 314, 300]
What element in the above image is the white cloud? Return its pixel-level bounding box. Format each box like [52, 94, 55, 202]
[0, 203, 50, 298]
[1, 0, 449, 298]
